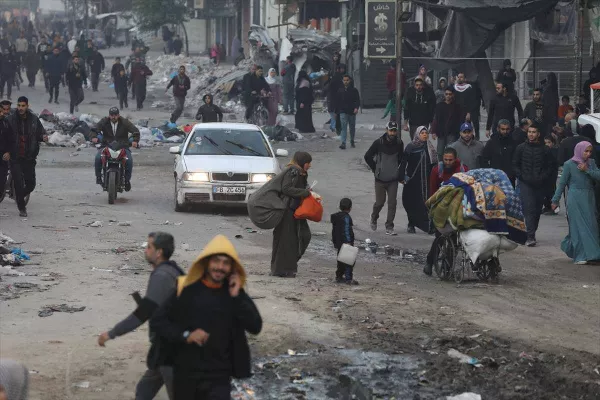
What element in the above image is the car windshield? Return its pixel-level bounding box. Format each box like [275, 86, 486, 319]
[184, 128, 272, 157]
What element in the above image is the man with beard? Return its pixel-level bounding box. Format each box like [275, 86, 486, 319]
[453, 72, 483, 139]
[496, 59, 517, 93]
[423, 147, 468, 276]
[166, 65, 191, 124]
[150, 235, 262, 400]
[431, 87, 463, 161]
[280, 57, 296, 115]
[66, 54, 86, 114]
[0, 100, 16, 200]
[448, 122, 484, 170]
[523, 88, 544, 127]
[98, 232, 184, 400]
[130, 58, 153, 110]
[6, 97, 48, 217]
[195, 94, 223, 122]
[481, 119, 518, 185]
[242, 65, 270, 122]
[403, 77, 436, 140]
[0, 48, 17, 100]
[87, 46, 105, 92]
[512, 118, 531, 146]
[486, 82, 523, 137]
[337, 74, 361, 150]
[44, 47, 63, 104]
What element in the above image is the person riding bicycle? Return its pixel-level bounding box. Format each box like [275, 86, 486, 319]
[5, 97, 48, 218]
[90, 107, 140, 191]
[243, 65, 270, 122]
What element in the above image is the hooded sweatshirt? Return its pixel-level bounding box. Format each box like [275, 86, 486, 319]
[364, 133, 404, 182]
[150, 235, 262, 379]
[196, 96, 224, 122]
[404, 84, 436, 126]
[453, 81, 480, 117]
[448, 137, 484, 170]
[434, 78, 447, 103]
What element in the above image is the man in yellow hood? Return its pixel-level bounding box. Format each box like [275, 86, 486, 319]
[150, 235, 262, 399]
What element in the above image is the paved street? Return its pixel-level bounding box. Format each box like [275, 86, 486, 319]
[0, 50, 599, 399]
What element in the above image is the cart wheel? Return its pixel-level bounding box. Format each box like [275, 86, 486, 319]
[453, 248, 467, 284]
[433, 235, 455, 281]
[475, 260, 491, 282]
[488, 257, 501, 284]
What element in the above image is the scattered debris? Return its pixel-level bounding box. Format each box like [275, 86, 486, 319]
[88, 221, 103, 228]
[38, 304, 86, 317]
[117, 221, 132, 227]
[72, 381, 90, 389]
[447, 348, 481, 366]
[446, 393, 482, 400]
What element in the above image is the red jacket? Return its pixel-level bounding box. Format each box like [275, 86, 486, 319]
[386, 68, 407, 95]
[429, 159, 469, 196]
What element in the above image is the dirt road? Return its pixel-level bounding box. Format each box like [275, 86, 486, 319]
[0, 51, 599, 399]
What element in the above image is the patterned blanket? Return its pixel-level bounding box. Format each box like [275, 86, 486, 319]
[426, 186, 484, 232]
[443, 169, 527, 244]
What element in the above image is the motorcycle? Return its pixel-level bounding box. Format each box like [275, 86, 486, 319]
[0, 165, 30, 206]
[99, 141, 128, 204]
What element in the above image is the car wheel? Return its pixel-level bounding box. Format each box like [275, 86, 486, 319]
[174, 178, 185, 212]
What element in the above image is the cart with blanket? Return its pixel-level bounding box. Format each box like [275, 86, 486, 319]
[425, 169, 527, 283]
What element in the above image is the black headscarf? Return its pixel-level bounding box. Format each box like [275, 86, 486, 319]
[296, 70, 311, 89]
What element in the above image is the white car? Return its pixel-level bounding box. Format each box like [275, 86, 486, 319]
[170, 123, 288, 211]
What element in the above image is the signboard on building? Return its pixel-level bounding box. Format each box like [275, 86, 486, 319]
[194, 0, 237, 18]
[364, 0, 396, 59]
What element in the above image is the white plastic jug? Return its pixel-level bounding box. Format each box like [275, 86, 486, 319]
[337, 243, 359, 266]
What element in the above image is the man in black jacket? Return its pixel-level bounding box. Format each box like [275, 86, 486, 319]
[512, 123, 553, 247]
[453, 72, 483, 139]
[0, 100, 15, 199]
[166, 65, 191, 124]
[98, 232, 183, 400]
[512, 118, 530, 146]
[403, 77, 436, 140]
[150, 235, 262, 400]
[431, 87, 463, 161]
[66, 54, 86, 114]
[195, 94, 223, 122]
[496, 59, 517, 93]
[486, 82, 524, 138]
[523, 88, 544, 127]
[337, 75, 360, 150]
[481, 119, 517, 185]
[87, 47, 105, 92]
[242, 65, 270, 122]
[44, 47, 63, 104]
[6, 97, 48, 217]
[91, 107, 140, 189]
[111, 57, 125, 98]
[364, 121, 404, 235]
[0, 47, 18, 100]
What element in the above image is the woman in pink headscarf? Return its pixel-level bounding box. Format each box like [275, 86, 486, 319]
[551, 141, 600, 264]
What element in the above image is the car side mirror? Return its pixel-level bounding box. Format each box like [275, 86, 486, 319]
[275, 149, 289, 157]
[169, 146, 181, 155]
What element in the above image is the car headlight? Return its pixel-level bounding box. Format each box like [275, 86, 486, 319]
[251, 173, 275, 183]
[182, 172, 209, 182]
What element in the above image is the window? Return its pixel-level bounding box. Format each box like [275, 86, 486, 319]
[185, 129, 272, 157]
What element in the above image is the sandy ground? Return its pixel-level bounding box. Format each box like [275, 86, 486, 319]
[0, 49, 599, 399]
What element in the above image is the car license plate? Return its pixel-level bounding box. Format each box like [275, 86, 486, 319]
[213, 186, 246, 194]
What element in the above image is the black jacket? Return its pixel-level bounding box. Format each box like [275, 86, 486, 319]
[496, 68, 517, 89]
[512, 127, 527, 147]
[336, 84, 360, 115]
[487, 93, 523, 130]
[7, 111, 46, 160]
[512, 141, 553, 187]
[150, 283, 262, 379]
[23, 50, 41, 72]
[114, 74, 129, 93]
[111, 62, 125, 79]
[92, 116, 140, 146]
[453, 83, 481, 116]
[557, 135, 589, 166]
[331, 211, 354, 250]
[87, 51, 105, 74]
[196, 103, 223, 122]
[0, 52, 18, 76]
[167, 74, 191, 98]
[324, 72, 343, 112]
[364, 133, 404, 182]
[481, 133, 517, 181]
[0, 116, 15, 156]
[66, 63, 86, 88]
[404, 86, 436, 126]
[523, 101, 544, 125]
[44, 53, 63, 77]
[431, 101, 463, 138]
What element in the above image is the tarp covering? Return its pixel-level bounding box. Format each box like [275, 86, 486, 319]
[530, 1, 578, 46]
[287, 28, 341, 67]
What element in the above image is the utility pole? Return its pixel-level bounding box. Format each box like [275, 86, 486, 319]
[84, 0, 89, 40]
[395, 0, 403, 127]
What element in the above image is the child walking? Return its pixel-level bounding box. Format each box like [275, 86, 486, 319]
[331, 198, 358, 285]
[115, 69, 129, 109]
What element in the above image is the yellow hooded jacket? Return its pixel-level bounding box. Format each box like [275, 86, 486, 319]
[177, 234, 247, 296]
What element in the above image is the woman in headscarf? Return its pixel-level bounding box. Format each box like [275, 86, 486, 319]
[0, 359, 29, 400]
[265, 68, 282, 126]
[552, 141, 600, 264]
[415, 64, 432, 87]
[542, 72, 559, 134]
[295, 70, 315, 133]
[400, 126, 437, 234]
[271, 151, 313, 277]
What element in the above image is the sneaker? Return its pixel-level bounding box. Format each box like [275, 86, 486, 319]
[125, 181, 131, 192]
[321, 133, 329, 139]
[370, 221, 377, 231]
[19, 209, 27, 218]
[335, 277, 345, 284]
[575, 260, 588, 265]
[423, 264, 433, 276]
[96, 176, 103, 185]
[385, 229, 397, 236]
[525, 239, 537, 247]
[54, 100, 59, 105]
[345, 279, 359, 285]
[350, 141, 356, 148]
[339, 143, 346, 150]
[407, 226, 416, 234]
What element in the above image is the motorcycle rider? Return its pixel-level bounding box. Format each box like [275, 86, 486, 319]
[90, 107, 140, 191]
[6, 97, 48, 217]
[0, 100, 16, 202]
